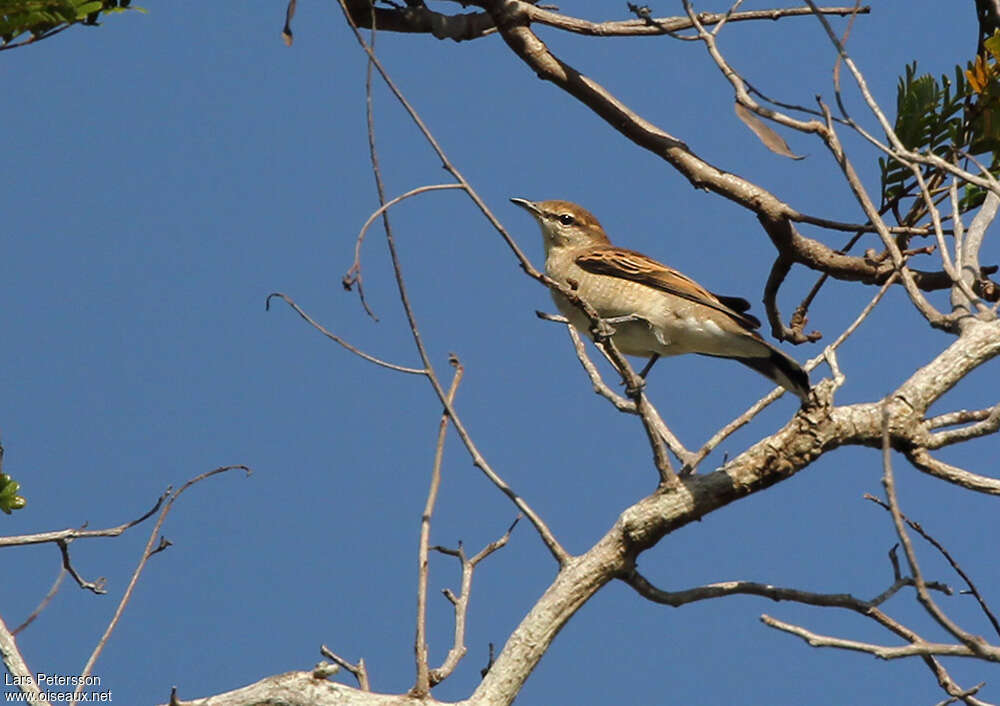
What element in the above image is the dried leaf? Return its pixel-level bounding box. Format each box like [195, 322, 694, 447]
[734, 103, 804, 160]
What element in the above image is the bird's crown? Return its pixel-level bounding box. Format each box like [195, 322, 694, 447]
[510, 198, 610, 247]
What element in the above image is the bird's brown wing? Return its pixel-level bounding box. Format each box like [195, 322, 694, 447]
[575, 246, 762, 330]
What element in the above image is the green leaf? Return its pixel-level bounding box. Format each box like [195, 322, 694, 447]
[73, 1, 103, 18]
[985, 28, 1000, 61]
[0, 472, 26, 514]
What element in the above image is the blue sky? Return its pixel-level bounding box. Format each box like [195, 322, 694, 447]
[3, 1, 998, 704]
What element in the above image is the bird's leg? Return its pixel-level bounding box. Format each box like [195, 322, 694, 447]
[638, 353, 660, 379]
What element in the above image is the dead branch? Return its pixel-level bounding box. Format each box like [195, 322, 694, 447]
[426, 517, 519, 687]
[320, 646, 370, 691]
[414, 358, 464, 696]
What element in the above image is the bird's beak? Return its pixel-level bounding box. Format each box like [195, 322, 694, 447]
[510, 197, 541, 216]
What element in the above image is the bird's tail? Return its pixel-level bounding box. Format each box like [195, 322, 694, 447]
[732, 345, 811, 402]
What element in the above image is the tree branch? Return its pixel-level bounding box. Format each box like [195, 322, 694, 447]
[415, 358, 464, 696]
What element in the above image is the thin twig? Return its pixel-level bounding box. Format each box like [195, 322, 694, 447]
[762, 615, 988, 659]
[335, 0, 569, 563]
[74, 466, 251, 697]
[58, 539, 106, 594]
[414, 356, 464, 696]
[905, 448, 1000, 496]
[345, 183, 467, 317]
[547, 318, 693, 465]
[522, 4, 869, 38]
[927, 404, 1000, 448]
[0, 495, 165, 547]
[806, 0, 1000, 198]
[624, 569, 947, 610]
[12, 569, 66, 635]
[320, 645, 370, 691]
[880, 408, 998, 661]
[265, 293, 427, 374]
[428, 516, 520, 686]
[681, 273, 895, 472]
[865, 494, 1000, 639]
[0, 23, 73, 52]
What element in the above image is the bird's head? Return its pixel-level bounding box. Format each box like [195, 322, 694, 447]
[510, 198, 610, 253]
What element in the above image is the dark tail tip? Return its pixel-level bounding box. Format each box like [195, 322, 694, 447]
[736, 351, 810, 401]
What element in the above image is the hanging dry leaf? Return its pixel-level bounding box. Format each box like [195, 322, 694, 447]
[734, 102, 804, 160]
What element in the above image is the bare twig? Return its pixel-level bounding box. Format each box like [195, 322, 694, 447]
[523, 3, 869, 38]
[74, 466, 251, 697]
[681, 273, 894, 472]
[320, 645, 370, 691]
[865, 494, 1000, 640]
[0, 495, 165, 548]
[927, 406, 1000, 430]
[0, 493, 166, 598]
[265, 293, 427, 375]
[12, 569, 66, 635]
[905, 448, 1000, 495]
[427, 516, 520, 686]
[806, 0, 1000, 199]
[764, 255, 822, 343]
[0, 23, 73, 52]
[345, 183, 467, 318]
[414, 356, 464, 696]
[910, 168, 988, 315]
[58, 539, 107, 594]
[624, 569, 947, 611]
[927, 404, 1000, 448]
[880, 408, 999, 661]
[544, 317, 694, 466]
[814, 99, 950, 329]
[348, 10, 386, 322]
[684, 0, 824, 137]
[579, 317, 677, 485]
[762, 615, 989, 659]
[334, 0, 572, 563]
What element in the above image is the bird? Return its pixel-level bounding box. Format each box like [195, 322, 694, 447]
[510, 197, 811, 402]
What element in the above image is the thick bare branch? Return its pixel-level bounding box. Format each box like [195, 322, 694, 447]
[0, 614, 49, 704]
[341, 0, 496, 41]
[164, 670, 393, 706]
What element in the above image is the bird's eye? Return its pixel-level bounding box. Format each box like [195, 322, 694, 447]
[558, 213, 575, 226]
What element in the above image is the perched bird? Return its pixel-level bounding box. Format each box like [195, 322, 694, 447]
[511, 197, 810, 402]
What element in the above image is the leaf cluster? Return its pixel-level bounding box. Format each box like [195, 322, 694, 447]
[0, 473, 25, 514]
[1, 0, 136, 47]
[880, 31, 1000, 218]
